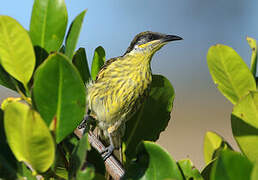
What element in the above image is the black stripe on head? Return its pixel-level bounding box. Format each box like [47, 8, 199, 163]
[124, 31, 165, 55]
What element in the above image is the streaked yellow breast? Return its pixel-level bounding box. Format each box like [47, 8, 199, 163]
[87, 53, 152, 131]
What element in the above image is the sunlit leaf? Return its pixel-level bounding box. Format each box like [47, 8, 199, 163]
[65, 10, 87, 59]
[210, 150, 253, 180]
[207, 44, 256, 104]
[29, 0, 68, 53]
[91, 46, 105, 80]
[124, 141, 183, 180]
[0, 16, 35, 87]
[33, 53, 86, 143]
[247, 37, 257, 77]
[203, 131, 232, 165]
[4, 101, 55, 172]
[177, 159, 203, 180]
[231, 91, 258, 162]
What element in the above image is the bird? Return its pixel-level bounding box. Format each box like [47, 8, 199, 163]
[82, 31, 182, 160]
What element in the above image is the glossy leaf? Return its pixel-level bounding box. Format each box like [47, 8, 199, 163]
[65, 10, 87, 59]
[123, 75, 175, 159]
[0, 16, 35, 87]
[251, 161, 258, 180]
[91, 46, 105, 80]
[29, 0, 68, 53]
[203, 131, 232, 165]
[231, 91, 258, 162]
[207, 44, 256, 104]
[124, 141, 183, 180]
[4, 101, 55, 172]
[210, 150, 253, 180]
[247, 37, 257, 77]
[69, 133, 90, 179]
[72, 48, 91, 84]
[177, 159, 203, 180]
[33, 53, 86, 143]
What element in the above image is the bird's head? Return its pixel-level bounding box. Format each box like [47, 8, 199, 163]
[124, 31, 182, 56]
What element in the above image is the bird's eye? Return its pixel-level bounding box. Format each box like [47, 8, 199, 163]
[148, 35, 153, 41]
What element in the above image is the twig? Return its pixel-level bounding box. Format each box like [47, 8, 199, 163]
[74, 128, 125, 180]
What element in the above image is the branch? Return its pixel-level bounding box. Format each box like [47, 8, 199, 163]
[74, 128, 125, 180]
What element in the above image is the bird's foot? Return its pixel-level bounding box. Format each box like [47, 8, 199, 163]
[101, 144, 115, 161]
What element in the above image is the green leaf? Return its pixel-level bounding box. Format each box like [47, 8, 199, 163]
[247, 37, 257, 77]
[91, 46, 105, 80]
[29, 0, 68, 53]
[124, 141, 183, 180]
[201, 160, 215, 180]
[4, 101, 55, 173]
[77, 165, 95, 180]
[123, 75, 175, 159]
[231, 91, 258, 162]
[0, 16, 35, 87]
[65, 10, 87, 59]
[203, 131, 232, 165]
[177, 159, 204, 180]
[0, 64, 16, 91]
[210, 150, 253, 180]
[32, 53, 86, 143]
[69, 133, 90, 179]
[34, 46, 49, 69]
[72, 48, 91, 84]
[17, 163, 37, 180]
[207, 44, 256, 104]
[0, 109, 18, 180]
[251, 161, 258, 180]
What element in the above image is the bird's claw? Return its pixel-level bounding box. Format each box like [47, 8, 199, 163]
[101, 144, 114, 161]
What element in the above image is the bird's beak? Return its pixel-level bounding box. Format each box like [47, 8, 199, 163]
[161, 35, 183, 43]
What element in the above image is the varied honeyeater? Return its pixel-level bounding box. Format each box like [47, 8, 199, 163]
[83, 31, 182, 160]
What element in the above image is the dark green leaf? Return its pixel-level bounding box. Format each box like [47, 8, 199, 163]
[69, 133, 90, 179]
[33, 53, 86, 143]
[231, 91, 258, 162]
[201, 160, 214, 180]
[124, 141, 183, 180]
[65, 10, 87, 59]
[91, 46, 105, 80]
[123, 75, 175, 159]
[177, 159, 203, 180]
[207, 44, 256, 104]
[247, 37, 257, 77]
[203, 131, 232, 165]
[72, 48, 91, 84]
[0, 16, 35, 87]
[210, 150, 253, 180]
[0, 65, 16, 91]
[0, 109, 18, 180]
[4, 101, 55, 173]
[77, 165, 95, 180]
[29, 0, 68, 53]
[34, 46, 49, 69]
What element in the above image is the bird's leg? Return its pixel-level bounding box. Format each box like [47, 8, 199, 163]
[101, 133, 115, 161]
[78, 115, 96, 134]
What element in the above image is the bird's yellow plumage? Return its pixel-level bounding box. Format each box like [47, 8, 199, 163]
[84, 31, 182, 160]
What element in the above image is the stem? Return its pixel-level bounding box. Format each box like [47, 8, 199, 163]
[74, 128, 125, 180]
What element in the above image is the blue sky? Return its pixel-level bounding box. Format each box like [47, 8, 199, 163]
[1, 0, 258, 168]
